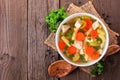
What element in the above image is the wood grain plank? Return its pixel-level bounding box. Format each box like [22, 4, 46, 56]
[0, 0, 119, 80]
[60, 0, 80, 8]
[28, 0, 59, 80]
[93, 0, 120, 80]
[59, 1, 78, 80]
[93, 0, 120, 34]
[60, 1, 90, 80]
[60, 0, 120, 80]
[0, 0, 27, 80]
[60, 0, 90, 8]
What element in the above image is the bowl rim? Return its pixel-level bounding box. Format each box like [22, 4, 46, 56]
[55, 13, 109, 67]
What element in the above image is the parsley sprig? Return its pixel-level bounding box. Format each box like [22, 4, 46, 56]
[46, 7, 67, 32]
[90, 61, 105, 76]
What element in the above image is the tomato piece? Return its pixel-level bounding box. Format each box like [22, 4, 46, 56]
[85, 19, 93, 30]
[91, 30, 98, 38]
[68, 46, 77, 54]
[76, 32, 85, 41]
[58, 40, 66, 51]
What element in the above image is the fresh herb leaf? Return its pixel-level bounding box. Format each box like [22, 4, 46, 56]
[69, 54, 74, 59]
[63, 52, 67, 54]
[97, 61, 105, 68]
[80, 54, 87, 62]
[90, 61, 105, 76]
[66, 30, 73, 39]
[92, 19, 96, 22]
[46, 7, 67, 32]
[97, 68, 103, 75]
[64, 45, 68, 50]
[69, 40, 74, 45]
[88, 37, 91, 40]
[90, 67, 97, 75]
[80, 29, 85, 33]
[96, 37, 102, 43]
[70, 23, 75, 27]
[93, 46, 100, 50]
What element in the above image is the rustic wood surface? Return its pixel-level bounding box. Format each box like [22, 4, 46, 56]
[0, 0, 120, 80]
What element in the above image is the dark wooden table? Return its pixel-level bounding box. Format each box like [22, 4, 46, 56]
[0, 0, 120, 80]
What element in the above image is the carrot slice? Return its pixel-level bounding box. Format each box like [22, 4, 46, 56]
[68, 46, 76, 54]
[85, 19, 93, 30]
[76, 32, 85, 41]
[90, 30, 98, 38]
[85, 46, 96, 57]
[91, 51, 100, 60]
[58, 40, 66, 51]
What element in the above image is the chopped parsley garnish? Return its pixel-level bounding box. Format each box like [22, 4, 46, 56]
[69, 40, 74, 45]
[64, 45, 68, 50]
[96, 37, 102, 43]
[66, 30, 73, 39]
[80, 54, 87, 62]
[69, 54, 74, 59]
[93, 46, 100, 50]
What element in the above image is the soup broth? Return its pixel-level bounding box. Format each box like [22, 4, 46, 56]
[58, 16, 106, 63]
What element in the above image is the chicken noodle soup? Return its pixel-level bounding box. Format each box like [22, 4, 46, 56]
[58, 16, 106, 63]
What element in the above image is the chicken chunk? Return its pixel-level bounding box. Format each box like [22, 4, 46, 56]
[72, 40, 82, 49]
[92, 21, 100, 30]
[75, 19, 82, 29]
[61, 25, 70, 34]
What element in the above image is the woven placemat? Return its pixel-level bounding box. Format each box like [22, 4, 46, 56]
[44, 1, 119, 51]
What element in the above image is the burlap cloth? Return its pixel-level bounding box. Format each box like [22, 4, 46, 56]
[45, 1, 120, 77]
[44, 1, 119, 51]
